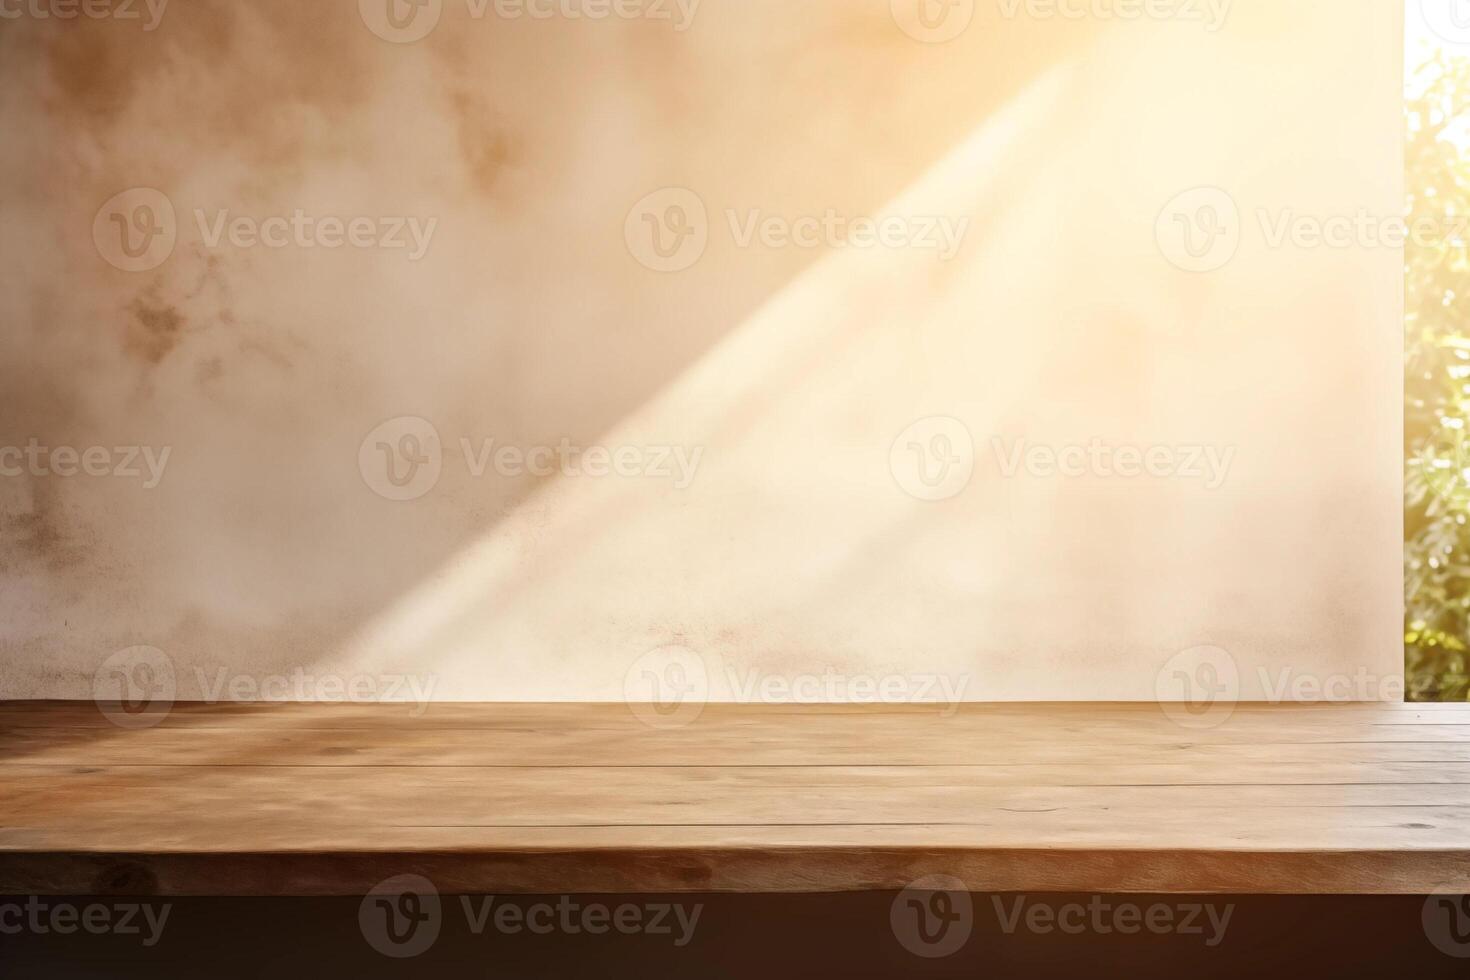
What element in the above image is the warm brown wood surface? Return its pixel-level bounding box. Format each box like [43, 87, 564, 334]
[3, 701, 1470, 896]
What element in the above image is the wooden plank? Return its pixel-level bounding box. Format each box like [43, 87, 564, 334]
[2, 702, 1470, 896]
[10, 729, 1470, 766]
[4, 700, 1466, 729]
[5, 848, 1465, 899]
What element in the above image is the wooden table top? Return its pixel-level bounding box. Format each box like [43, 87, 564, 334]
[3, 701, 1470, 896]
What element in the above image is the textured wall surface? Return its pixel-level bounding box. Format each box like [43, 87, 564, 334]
[1, 0, 1402, 703]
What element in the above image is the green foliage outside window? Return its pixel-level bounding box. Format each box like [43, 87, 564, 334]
[1406, 54, 1470, 700]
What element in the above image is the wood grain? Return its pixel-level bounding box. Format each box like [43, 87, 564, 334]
[3, 701, 1469, 896]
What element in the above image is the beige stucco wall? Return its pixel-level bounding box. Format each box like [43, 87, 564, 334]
[0, 0, 1403, 704]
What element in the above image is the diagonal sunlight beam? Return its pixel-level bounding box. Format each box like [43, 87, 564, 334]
[342, 66, 1079, 700]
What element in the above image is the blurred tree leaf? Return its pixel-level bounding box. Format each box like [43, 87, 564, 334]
[1406, 53, 1470, 701]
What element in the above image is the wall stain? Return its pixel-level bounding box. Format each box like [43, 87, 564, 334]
[1, 481, 90, 575]
[41, 1, 371, 172]
[450, 89, 520, 199]
[196, 355, 225, 386]
[124, 288, 187, 365]
[43, 4, 233, 124]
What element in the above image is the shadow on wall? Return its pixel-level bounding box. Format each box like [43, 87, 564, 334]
[0, 0, 1086, 695]
[0, 0, 1401, 701]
